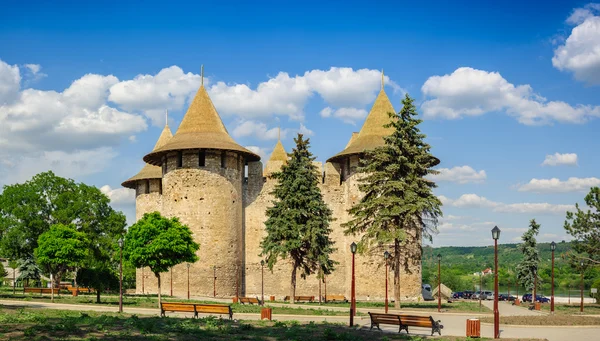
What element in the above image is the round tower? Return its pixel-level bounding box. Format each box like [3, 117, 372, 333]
[144, 75, 260, 298]
[122, 116, 173, 294]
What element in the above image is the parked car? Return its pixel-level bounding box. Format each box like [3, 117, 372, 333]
[422, 284, 434, 301]
[452, 292, 464, 299]
[472, 291, 487, 300]
[522, 294, 550, 303]
[483, 291, 494, 300]
[498, 294, 517, 301]
[463, 290, 474, 299]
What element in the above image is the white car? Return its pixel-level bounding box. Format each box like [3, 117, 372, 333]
[483, 291, 494, 300]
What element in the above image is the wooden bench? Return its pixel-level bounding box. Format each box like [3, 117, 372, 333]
[67, 287, 94, 294]
[196, 304, 233, 319]
[369, 313, 443, 336]
[324, 294, 347, 303]
[161, 302, 199, 318]
[283, 295, 314, 303]
[23, 287, 60, 295]
[239, 297, 261, 305]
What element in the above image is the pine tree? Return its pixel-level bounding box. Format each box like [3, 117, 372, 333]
[564, 187, 600, 265]
[343, 94, 442, 308]
[260, 134, 337, 304]
[517, 219, 541, 302]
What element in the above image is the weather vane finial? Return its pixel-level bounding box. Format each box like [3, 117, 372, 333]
[165, 109, 169, 126]
[201, 65, 204, 86]
[278, 126, 281, 141]
[381, 69, 384, 90]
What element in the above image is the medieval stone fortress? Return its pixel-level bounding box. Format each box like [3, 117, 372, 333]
[122, 73, 422, 301]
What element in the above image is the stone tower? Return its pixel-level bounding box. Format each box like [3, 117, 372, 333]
[142, 81, 260, 297]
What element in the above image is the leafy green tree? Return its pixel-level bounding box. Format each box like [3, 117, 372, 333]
[343, 94, 442, 308]
[35, 224, 89, 302]
[124, 212, 199, 308]
[260, 134, 337, 304]
[8, 259, 18, 294]
[0, 171, 126, 260]
[564, 187, 600, 265]
[76, 266, 119, 303]
[0, 263, 7, 283]
[517, 219, 541, 301]
[17, 258, 41, 287]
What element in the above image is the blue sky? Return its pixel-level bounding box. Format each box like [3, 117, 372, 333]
[1, 0, 599, 247]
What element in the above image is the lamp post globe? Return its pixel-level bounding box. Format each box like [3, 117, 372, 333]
[349, 242, 357, 326]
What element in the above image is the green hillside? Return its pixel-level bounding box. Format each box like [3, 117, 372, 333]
[421, 242, 599, 294]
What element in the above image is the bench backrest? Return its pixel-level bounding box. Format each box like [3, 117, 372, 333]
[161, 303, 196, 312]
[325, 295, 346, 301]
[369, 312, 401, 325]
[398, 315, 433, 327]
[196, 304, 231, 315]
[240, 297, 259, 303]
[297, 296, 314, 301]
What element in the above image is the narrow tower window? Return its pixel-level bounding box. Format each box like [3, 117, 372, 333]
[177, 151, 183, 168]
[199, 150, 206, 167]
[158, 181, 162, 195]
[162, 161, 167, 175]
[221, 151, 226, 168]
[346, 158, 351, 177]
[145, 180, 150, 194]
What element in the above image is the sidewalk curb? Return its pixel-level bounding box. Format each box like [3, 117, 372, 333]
[481, 322, 600, 329]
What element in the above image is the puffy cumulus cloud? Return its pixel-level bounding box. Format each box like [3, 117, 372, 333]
[320, 106, 368, 124]
[0, 60, 20, 105]
[232, 120, 285, 140]
[541, 152, 578, 166]
[0, 148, 117, 187]
[553, 4, 600, 84]
[441, 193, 574, 215]
[108, 66, 202, 125]
[518, 177, 600, 193]
[100, 185, 135, 205]
[421, 67, 600, 125]
[430, 165, 486, 184]
[244, 146, 270, 161]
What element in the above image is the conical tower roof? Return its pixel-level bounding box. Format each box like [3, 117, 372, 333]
[122, 121, 173, 189]
[327, 85, 396, 163]
[144, 81, 260, 165]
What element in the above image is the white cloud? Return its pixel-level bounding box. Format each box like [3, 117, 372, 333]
[518, 177, 600, 193]
[108, 65, 202, 125]
[421, 67, 600, 124]
[244, 146, 270, 161]
[541, 152, 578, 166]
[442, 193, 574, 215]
[430, 165, 486, 184]
[0, 60, 20, 105]
[24, 64, 41, 75]
[232, 120, 284, 140]
[100, 185, 135, 205]
[320, 106, 368, 124]
[553, 4, 600, 84]
[298, 123, 314, 136]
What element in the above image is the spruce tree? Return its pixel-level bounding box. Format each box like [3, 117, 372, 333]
[260, 134, 336, 304]
[343, 94, 442, 308]
[517, 219, 541, 303]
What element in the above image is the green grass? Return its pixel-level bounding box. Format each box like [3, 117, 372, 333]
[0, 306, 540, 341]
[278, 300, 492, 313]
[538, 303, 600, 315]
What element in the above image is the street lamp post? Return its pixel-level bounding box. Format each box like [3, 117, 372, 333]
[142, 267, 145, 294]
[533, 267, 537, 307]
[213, 266, 217, 298]
[384, 251, 390, 314]
[492, 226, 501, 339]
[170, 267, 173, 297]
[350, 242, 357, 327]
[261, 260, 265, 306]
[437, 253, 442, 313]
[580, 260, 585, 313]
[118, 238, 123, 314]
[187, 263, 190, 300]
[550, 241, 556, 313]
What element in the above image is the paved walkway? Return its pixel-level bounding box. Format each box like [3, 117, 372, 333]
[481, 300, 546, 316]
[1, 299, 599, 341]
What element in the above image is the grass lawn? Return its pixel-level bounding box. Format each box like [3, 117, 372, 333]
[0, 290, 360, 316]
[280, 300, 492, 313]
[0, 306, 541, 341]
[538, 303, 600, 315]
[480, 315, 600, 326]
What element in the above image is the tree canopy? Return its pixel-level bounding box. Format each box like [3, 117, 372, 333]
[517, 219, 541, 294]
[17, 258, 41, 286]
[124, 212, 199, 308]
[343, 93, 442, 307]
[564, 186, 600, 265]
[260, 134, 336, 304]
[0, 171, 127, 260]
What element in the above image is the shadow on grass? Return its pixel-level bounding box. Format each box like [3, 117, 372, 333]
[0, 308, 416, 341]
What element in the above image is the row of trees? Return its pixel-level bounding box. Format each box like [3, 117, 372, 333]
[260, 94, 441, 307]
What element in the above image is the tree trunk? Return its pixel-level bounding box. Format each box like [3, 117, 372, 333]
[290, 265, 297, 304]
[96, 290, 101, 303]
[13, 268, 16, 295]
[157, 273, 162, 309]
[394, 238, 401, 309]
[50, 273, 54, 303]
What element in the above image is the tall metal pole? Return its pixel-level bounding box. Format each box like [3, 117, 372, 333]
[142, 268, 145, 294]
[170, 267, 173, 297]
[350, 251, 356, 326]
[261, 261, 264, 306]
[580, 268, 584, 313]
[385, 259, 389, 314]
[494, 238, 499, 339]
[213, 266, 216, 298]
[187, 264, 190, 300]
[551, 248, 555, 313]
[437, 256, 441, 313]
[324, 275, 327, 303]
[479, 273, 482, 311]
[119, 240, 123, 313]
